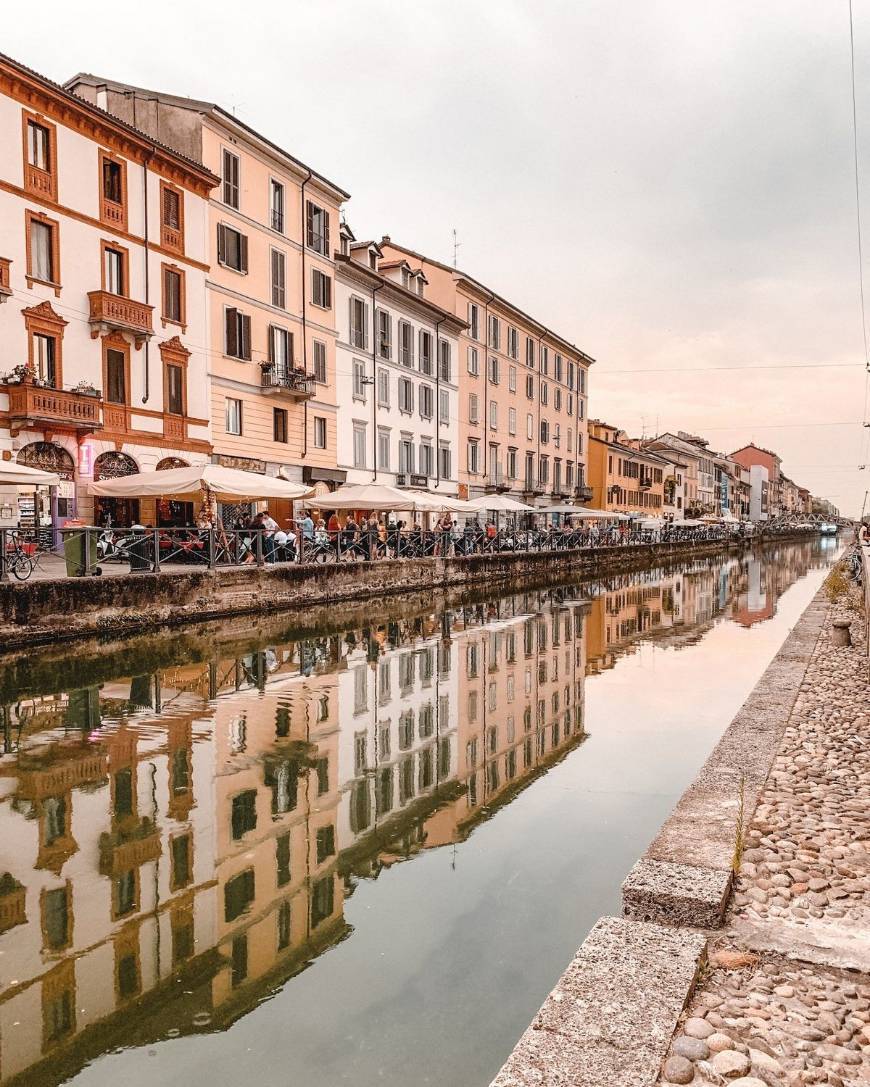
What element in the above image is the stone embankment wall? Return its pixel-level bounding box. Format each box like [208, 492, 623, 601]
[0, 535, 766, 650]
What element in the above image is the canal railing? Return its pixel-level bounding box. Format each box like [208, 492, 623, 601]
[0, 523, 825, 582]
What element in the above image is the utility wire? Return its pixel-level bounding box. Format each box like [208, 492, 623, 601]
[597, 362, 862, 375]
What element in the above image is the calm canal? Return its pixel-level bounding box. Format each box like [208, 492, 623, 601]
[0, 537, 839, 1087]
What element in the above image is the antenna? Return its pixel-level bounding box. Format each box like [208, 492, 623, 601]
[452, 229, 461, 269]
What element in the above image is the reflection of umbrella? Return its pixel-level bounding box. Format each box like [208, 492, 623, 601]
[88, 464, 313, 503]
[466, 494, 535, 514]
[0, 460, 61, 486]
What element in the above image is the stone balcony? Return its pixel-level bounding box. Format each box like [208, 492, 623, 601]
[88, 291, 154, 347]
[5, 378, 102, 434]
[574, 484, 594, 503]
[260, 365, 316, 399]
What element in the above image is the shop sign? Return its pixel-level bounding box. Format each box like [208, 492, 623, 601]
[216, 454, 266, 474]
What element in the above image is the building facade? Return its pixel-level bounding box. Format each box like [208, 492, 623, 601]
[587, 420, 670, 516]
[378, 239, 593, 508]
[730, 444, 782, 517]
[66, 73, 350, 514]
[334, 236, 464, 492]
[0, 56, 217, 533]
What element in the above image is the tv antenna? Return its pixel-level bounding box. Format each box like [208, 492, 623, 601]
[452, 229, 461, 269]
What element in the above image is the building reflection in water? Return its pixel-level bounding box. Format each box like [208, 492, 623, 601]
[0, 538, 833, 1085]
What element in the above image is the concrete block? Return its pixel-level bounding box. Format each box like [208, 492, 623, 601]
[622, 859, 732, 928]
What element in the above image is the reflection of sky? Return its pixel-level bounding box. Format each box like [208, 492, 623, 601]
[69, 549, 835, 1087]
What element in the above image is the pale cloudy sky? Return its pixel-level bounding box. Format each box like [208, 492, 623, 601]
[8, 0, 870, 514]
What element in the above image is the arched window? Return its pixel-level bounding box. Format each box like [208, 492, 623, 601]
[93, 451, 138, 481]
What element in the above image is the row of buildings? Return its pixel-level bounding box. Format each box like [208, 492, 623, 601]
[0, 539, 831, 1083]
[0, 53, 592, 534]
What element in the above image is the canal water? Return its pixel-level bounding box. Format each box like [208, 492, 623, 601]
[0, 537, 839, 1087]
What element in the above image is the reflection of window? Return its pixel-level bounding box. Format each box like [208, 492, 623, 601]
[316, 825, 335, 864]
[276, 832, 291, 887]
[418, 747, 434, 790]
[42, 795, 66, 844]
[418, 702, 434, 738]
[265, 758, 298, 816]
[44, 983, 74, 1046]
[117, 950, 140, 999]
[113, 768, 133, 820]
[398, 710, 414, 750]
[354, 731, 367, 774]
[353, 666, 368, 714]
[349, 779, 371, 834]
[231, 935, 248, 987]
[277, 900, 291, 950]
[171, 833, 192, 890]
[399, 756, 415, 804]
[224, 869, 255, 922]
[231, 790, 257, 839]
[114, 870, 136, 918]
[311, 875, 334, 928]
[376, 767, 393, 815]
[42, 886, 70, 949]
[316, 757, 329, 795]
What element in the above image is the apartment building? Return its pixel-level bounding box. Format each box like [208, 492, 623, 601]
[730, 443, 782, 516]
[66, 73, 350, 513]
[0, 54, 217, 534]
[334, 232, 465, 492]
[587, 420, 671, 515]
[378, 239, 593, 507]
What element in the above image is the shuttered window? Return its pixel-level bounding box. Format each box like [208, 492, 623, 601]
[225, 308, 251, 360]
[312, 269, 331, 308]
[271, 248, 286, 308]
[217, 224, 248, 273]
[222, 149, 240, 208]
[306, 201, 330, 255]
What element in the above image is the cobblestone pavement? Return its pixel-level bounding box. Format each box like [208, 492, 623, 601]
[659, 595, 870, 1086]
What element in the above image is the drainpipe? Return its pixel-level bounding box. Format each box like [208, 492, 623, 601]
[433, 317, 445, 488]
[142, 156, 152, 403]
[300, 170, 313, 458]
[370, 280, 384, 480]
[480, 290, 494, 481]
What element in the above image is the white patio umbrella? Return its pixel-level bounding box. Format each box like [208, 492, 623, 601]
[541, 504, 629, 520]
[672, 518, 706, 527]
[403, 490, 479, 513]
[88, 464, 313, 503]
[308, 482, 414, 511]
[466, 494, 535, 514]
[0, 460, 61, 486]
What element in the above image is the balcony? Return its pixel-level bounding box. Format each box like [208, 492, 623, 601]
[99, 819, 162, 878]
[0, 257, 10, 302]
[574, 484, 594, 503]
[396, 473, 429, 489]
[0, 876, 25, 935]
[485, 466, 511, 493]
[260, 364, 316, 399]
[5, 377, 102, 434]
[88, 291, 153, 348]
[639, 478, 652, 491]
[522, 478, 547, 498]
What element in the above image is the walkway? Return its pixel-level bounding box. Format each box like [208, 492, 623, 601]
[658, 596, 870, 1086]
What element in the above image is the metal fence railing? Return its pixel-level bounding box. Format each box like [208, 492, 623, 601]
[0, 522, 826, 582]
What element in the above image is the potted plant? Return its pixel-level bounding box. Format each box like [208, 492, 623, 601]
[2, 363, 31, 385]
[71, 380, 101, 398]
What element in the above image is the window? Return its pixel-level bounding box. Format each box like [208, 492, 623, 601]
[439, 443, 451, 479]
[160, 181, 184, 252]
[312, 269, 332, 308]
[509, 365, 517, 392]
[488, 355, 500, 384]
[273, 407, 288, 443]
[419, 383, 434, 419]
[539, 455, 549, 484]
[439, 339, 451, 382]
[526, 413, 534, 440]
[439, 388, 449, 424]
[349, 297, 368, 348]
[554, 422, 561, 447]
[269, 325, 291, 367]
[540, 346, 549, 375]
[222, 149, 240, 207]
[399, 438, 414, 473]
[100, 153, 127, 229]
[105, 348, 127, 405]
[568, 361, 575, 390]
[578, 398, 585, 420]
[540, 381, 548, 406]
[540, 419, 550, 444]
[23, 112, 57, 201]
[217, 223, 247, 272]
[225, 398, 243, 435]
[306, 201, 330, 254]
[27, 215, 58, 286]
[162, 265, 184, 326]
[419, 330, 432, 374]
[33, 333, 57, 387]
[554, 388, 562, 412]
[507, 326, 519, 359]
[353, 424, 367, 467]
[377, 309, 392, 359]
[488, 314, 500, 349]
[554, 354, 564, 382]
[377, 367, 390, 406]
[313, 416, 327, 448]
[399, 321, 414, 367]
[468, 302, 480, 340]
[103, 245, 125, 295]
[398, 377, 414, 413]
[313, 340, 327, 383]
[508, 407, 517, 434]
[420, 442, 434, 476]
[507, 448, 517, 478]
[270, 178, 284, 232]
[353, 358, 367, 399]
[271, 249, 286, 308]
[378, 428, 391, 469]
[525, 337, 535, 368]
[467, 345, 479, 375]
[166, 364, 184, 415]
[225, 308, 251, 359]
[469, 392, 479, 424]
[579, 368, 587, 395]
[467, 439, 480, 473]
[489, 400, 498, 429]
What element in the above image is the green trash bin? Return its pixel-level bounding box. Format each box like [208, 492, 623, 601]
[128, 526, 153, 572]
[62, 526, 100, 577]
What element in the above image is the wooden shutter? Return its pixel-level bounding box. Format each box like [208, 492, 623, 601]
[363, 301, 369, 348]
[226, 308, 238, 356]
[306, 201, 314, 248]
[217, 224, 226, 264]
[240, 314, 251, 360]
[323, 211, 330, 255]
[240, 233, 248, 274]
[324, 275, 332, 309]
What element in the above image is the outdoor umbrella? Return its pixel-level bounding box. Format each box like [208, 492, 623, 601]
[404, 490, 479, 513]
[0, 460, 61, 486]
[672, 518, 706, 527]
[88, 464, 313, 503]
[540, 504, 629, 520]
[309, 482, 416, 511]
[466, 494, 535, 513]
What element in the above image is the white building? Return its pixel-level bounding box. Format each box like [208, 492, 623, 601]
[0, 54, 217, 533]
[334, 230, 465, 494]
[749, 464, 770, 521]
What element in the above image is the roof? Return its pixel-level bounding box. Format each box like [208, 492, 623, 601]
[2, 53, 218, 191]
[380, 238, 595, 365]
[64, 71, 349, 201]
[729, 442, 781, 462]
[334, 255, 468, 332]
[589, 433, 673, 466]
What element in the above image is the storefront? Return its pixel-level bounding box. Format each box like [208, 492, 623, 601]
[93, 452, 140, 527]
[16, 442, 75, 545]
[155, 457, 193, 527]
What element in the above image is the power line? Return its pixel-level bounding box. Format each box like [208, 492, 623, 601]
[596, 362, 862, 375]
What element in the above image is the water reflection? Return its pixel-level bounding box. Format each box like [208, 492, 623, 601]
[0, 538, 835, 1086]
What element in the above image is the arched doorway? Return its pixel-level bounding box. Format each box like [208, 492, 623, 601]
[93, 451, 139, 527]
[155, 457, 193, 527]
[17, 442, 75, 541]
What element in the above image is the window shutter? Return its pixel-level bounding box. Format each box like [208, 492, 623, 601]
[226, 308, 238, 356]
[325, 276, 332, 309]
[363, 302, 369, 349]
[217, 224, 226, 264]
[240, 233, 248, 274]
[241, 314, 251, 360]
[324, 211, 330, 255]
[306, 201, 313, 248]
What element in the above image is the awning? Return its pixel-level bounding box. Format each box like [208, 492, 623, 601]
[0, 460, 61, 487]
[88, 464, 313, 503]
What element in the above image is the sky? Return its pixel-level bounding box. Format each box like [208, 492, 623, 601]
[7, 0, 870, 515]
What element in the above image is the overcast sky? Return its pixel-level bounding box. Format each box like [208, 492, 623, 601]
[9, 0, 870, 514]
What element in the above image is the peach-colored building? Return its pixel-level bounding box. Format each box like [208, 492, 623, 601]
[378, 239, 594, 507]
[587, 420, 670, 515]
[66, 74, 350, 518]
